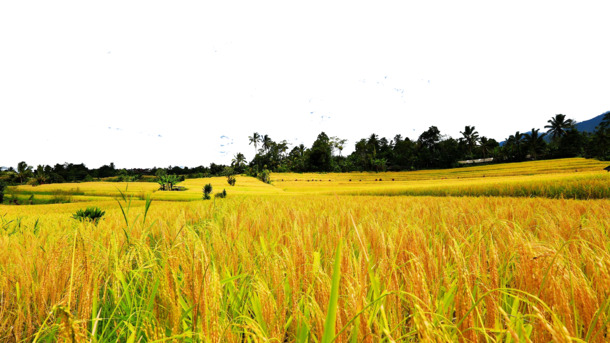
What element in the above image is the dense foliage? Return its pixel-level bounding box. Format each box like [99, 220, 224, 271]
[1, 112, 608, 187]
[247, 112, 610, 173]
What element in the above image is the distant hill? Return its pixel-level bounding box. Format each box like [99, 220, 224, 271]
[499, 111, 608, 145]
[575, 111, 608, 132]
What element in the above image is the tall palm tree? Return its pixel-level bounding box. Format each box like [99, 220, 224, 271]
[232, 153, 246, 168]
[479, 137, 495, 159]
[261, 134, 273, 153]
[17, 161, 32, 184]
[506, 131, 524, 160]
[34, 165, 49, 185]
[248, 132, 260, 154]
[544, 114, 574, 142]
[460, 125, 480, 158]
[523, 128, 546, 160]
[278, 140, 290, 158]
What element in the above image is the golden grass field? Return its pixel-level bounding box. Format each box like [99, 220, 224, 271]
[1, 158, 609, 342]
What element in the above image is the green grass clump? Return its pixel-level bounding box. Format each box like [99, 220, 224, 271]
[71, 207, 105, 224]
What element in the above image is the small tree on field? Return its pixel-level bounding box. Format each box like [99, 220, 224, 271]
[156, 171, 182, 191]
[223, 166, 237, 186]
[203, 183, 213, 200]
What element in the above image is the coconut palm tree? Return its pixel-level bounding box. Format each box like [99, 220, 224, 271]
[544, 114, 575, 142]
[479, 137, 497, 159]
[261, 134, 273, 153]
[460, 125, 480, 158]
[523, 128, 546, 160]
[17, 161, 32, 184]
[277, 140, 290, 158]
[248, 132, 260, 154]
[34, 165, 49, 185]
[505, 131, 524, 160]
[231, 153, 247, 173]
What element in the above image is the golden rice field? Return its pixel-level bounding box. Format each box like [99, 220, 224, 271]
[1, 158, 609, 342]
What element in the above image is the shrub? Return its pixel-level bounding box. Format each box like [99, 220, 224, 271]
[203, 183, 213, 200]
[72, 207, 105, 224]
[0, 182, 5, 203]
[227, 175, 236, 186]
[258, 169, 271, 184]
[215, 189, 227, 198]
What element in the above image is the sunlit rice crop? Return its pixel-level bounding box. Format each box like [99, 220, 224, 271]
[1, 157, 609, 342]
[1, 195, 609, 342]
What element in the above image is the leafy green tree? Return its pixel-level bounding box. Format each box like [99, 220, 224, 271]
[437, 138, 461, 168]
[392, 135, 417, 170]
[287, 144, 307, 172]
[372, 158, 387, 172]
[479, 137, 498, 159]
[330, 136, 348, 156]
[308, 132, 333, 171]
[203, 183, 213, 200]
[523, 128, 547, 160]
[505, 131, 525, 161]
[557, 128, 585, 157]
[352, 139, 371, 170]
[34, 165, 49, 185]
[417, 126, 442, 168]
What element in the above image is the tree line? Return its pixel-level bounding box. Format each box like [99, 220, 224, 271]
[1, 112, 608, 186]
[247, 112, 610, 173]
[0, 162, 236, 186]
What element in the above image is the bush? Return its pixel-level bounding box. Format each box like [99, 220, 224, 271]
[258, 169, 271, 184]
[215, 189, 227, 198]
[203, 183, 213, 200]
[72, 207, 105, 224]
[227, 175, 236, 186]
[0, 182, 5, 203]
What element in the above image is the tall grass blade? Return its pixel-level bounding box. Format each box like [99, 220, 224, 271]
[321, 239, 342, 343]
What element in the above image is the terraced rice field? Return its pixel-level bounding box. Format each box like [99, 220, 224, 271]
[1, 158, 609, 342]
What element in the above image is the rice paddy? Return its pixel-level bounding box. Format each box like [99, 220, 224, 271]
[1, 158, 609, 342]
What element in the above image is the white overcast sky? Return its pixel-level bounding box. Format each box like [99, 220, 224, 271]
[1, 1, 609, 169]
